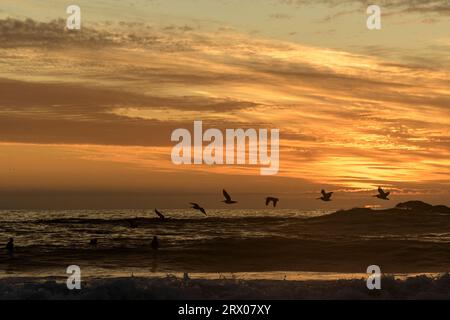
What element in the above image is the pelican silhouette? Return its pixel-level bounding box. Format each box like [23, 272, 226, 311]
[222, 189, 237, 204]
[265, 197, 279, 207]
[374, 187, 390, 200]
[190, 203, 207, 215]
[155, 208, 166, 220]
[318, 189, 333, 202]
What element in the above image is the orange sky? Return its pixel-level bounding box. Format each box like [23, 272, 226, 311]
[0, 1, 449, 208]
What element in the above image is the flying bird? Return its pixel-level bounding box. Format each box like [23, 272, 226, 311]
[374, 187, 390, 200]
[318, 189, 333, 202]
[222, 189, 237, 204]
[155, 208, 166, 220]
[265, 197, 279, 207]
[190, 203, 207, 215]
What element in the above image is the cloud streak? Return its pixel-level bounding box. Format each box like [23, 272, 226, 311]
[278, 0, 450, 15]
[0, 17, 448, 196]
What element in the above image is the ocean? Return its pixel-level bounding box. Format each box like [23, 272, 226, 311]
[1, 207, 450, 280]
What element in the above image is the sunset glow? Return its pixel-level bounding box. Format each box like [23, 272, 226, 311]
[0, 0, 448, 208]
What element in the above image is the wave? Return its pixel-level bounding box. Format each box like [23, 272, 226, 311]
[3, 234, 450, 274]
[2, 201, 450, 275]
[34, 216, 298, 226]
[1, 274, 450, 299]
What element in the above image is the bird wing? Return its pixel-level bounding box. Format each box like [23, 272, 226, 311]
[200, 207, 207, 215]
[385, 192, 390, 197]
[223, 189, 232, 201]
[265, 197, 271, 206]
[378, 187, 385, 195]
[190, 202, 199, 207]
[321, 189, 326, 196]
[155, 209, 165, 219]
[273, 198, 279, 207]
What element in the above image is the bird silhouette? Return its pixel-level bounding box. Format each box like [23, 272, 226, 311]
[190, 203, 207, 215]
[151, 236, 159, 250]
[318, 189, 333, 201]
[6, 238, 14, 257]
[374, 187, 390, 200]
[265, 197, 279, 207]
[128, 218, 139, 228]
[222, 189, 237, 204]
[155, 208, 166, 220]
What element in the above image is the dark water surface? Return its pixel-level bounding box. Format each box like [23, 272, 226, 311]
[1, 207, 450, 278]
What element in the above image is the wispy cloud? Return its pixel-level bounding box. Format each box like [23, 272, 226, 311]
[0, 18, 448, 194]
[278, 0, 450, 22]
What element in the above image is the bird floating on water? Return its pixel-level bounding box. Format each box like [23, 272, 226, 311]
[151, 236, 159, 250]
[190, 202, 207, 215]
[128, 218, 139, 228]
[265, 197, 279, 207]
[222, 189, 237, 204]
[318, 189, 333, 202]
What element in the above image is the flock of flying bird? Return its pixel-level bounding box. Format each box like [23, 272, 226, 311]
[317, 187, 390, 202]
[154, 187, 391, 218]
[86, 187, 392, 247]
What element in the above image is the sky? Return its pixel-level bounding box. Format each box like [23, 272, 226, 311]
[0, 0, 449, 209]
